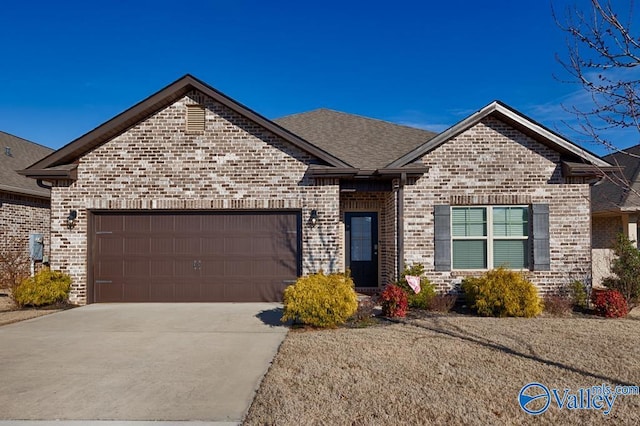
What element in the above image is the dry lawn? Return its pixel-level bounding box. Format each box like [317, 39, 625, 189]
[245, 314, 640, 425]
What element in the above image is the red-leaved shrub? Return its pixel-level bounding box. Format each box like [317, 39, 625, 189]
[592, 289, 629, 318]
[380, 284, 408, 318]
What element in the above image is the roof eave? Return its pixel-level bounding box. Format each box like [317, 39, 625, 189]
[23, 75, 351, 173]
[0, 184, 50, 199]
[387, 101, 611, 169]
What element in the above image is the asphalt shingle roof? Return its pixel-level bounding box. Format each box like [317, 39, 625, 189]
[592, 145, 640, 212]
[0, 131, 53, 198]
[275, 108, 437, 169]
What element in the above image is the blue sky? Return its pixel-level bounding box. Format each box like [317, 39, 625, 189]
[0, 0, 635, 154]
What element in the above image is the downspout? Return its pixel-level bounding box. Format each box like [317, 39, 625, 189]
[37, 179, 52, 190]
[396, 172, 407, 281]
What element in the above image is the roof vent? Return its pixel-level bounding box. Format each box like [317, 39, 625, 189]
[186, 104, 205, 132]
[5, 147, 12, 157]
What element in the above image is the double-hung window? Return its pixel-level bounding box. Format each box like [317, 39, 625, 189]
[451, 206, 529, 269]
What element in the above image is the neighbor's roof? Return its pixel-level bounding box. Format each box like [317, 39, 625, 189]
[0, 131, 53, 199]
[275, 109, 437, 170]
[592, 145, 640, 213]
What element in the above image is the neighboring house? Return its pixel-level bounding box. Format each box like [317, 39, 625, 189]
[21, 75, 612, 304]
[0, 131, 52, 261]
[591, 145, 640, 285]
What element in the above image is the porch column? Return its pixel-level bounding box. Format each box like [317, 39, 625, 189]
[396, 173, 406, 280]
[623, 213, 639, 247]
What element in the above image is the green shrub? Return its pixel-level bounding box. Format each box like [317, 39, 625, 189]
[13, 268, 71, 307]
[282, 272, 358, 328]
[461, 268, 543, 317]
[569, 280, 588, 309]
[379, 284, 408, 317]
[396, 263, 436, 309]
[602, 233, 640, 307]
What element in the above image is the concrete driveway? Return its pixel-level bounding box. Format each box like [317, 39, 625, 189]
[0, 303, 288, 423]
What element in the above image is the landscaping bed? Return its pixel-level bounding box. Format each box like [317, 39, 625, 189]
[245, 313, 640, 425]
[0, 292, 67, 326]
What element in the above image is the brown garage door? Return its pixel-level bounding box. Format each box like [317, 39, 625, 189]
[90, 211, 301, 303]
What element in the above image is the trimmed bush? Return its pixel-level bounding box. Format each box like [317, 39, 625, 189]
[13, 268, 71, 307]
[379, 284, 408, 318]
[396, 264, 436, 309]
[569, 280, 588, 309]
[461, 268, 543, 318]
[282, 272, 358, 328]
[592, 289, 628, 318]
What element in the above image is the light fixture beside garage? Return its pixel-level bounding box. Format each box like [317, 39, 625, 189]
[309, 209, 319, 227]
[66, 210, 78, 230]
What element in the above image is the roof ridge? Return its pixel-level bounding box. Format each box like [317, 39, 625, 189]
[276, 108, 437, 135]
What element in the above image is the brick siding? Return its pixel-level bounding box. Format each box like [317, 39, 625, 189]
[403, 117, 593, 293]
[0, 192, 50, 264]
[48, 91, 341, 304]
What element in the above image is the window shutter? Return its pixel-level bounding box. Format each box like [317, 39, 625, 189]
[434, 205, 451, 271]
[186, 105, 205, 132]
[532, 204, 550, 271]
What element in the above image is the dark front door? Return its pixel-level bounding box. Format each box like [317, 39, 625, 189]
[345, 212, 378, 287]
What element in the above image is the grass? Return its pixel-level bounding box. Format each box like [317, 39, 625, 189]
[245, 313, 640, 425]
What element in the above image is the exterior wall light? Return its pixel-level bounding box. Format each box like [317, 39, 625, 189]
[309, 209, 319, 227]
[66, 210, 78, 230]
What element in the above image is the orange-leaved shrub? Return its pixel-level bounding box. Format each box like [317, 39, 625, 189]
[282, 272, 358, 328]
[461, 267, 543, 317]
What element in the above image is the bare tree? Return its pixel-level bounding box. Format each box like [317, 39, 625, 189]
[554, 0, 640, 154]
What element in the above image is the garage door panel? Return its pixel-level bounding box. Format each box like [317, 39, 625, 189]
[92, 211, 300, 302]
[124, 216, 150, 232]
[150, 215, 174, 232]
[174, 280, 201, 301]
[124, 237, 149, 255]
[150, 237, 174, 254]
[150, 260, 174, 277]
[122, 280, 149, 301]
[99, 237, 123, 256]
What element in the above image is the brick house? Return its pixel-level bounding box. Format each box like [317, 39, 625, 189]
[0, 131, 52, 263]
[591, 146, 640, 285]
[22, 75, 611, 304]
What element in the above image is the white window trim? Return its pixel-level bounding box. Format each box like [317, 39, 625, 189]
[451, 205, 529, 271]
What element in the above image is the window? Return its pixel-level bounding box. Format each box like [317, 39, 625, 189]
[451, 206, 529, 269]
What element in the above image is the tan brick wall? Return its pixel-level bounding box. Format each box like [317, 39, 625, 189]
[592, 216, 623, 249]
[48, 91, 341, 304]
[0, 192, 50, 264]
[404, 117, 592, 294]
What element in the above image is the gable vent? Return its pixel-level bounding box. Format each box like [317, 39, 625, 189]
[186, 104, 206, 132]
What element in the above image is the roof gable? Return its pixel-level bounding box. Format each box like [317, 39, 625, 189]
[387, 101, 611, 168]
[23, 75, 350, 177]
[275, 109, 436, 170]
[0, 131, 53, 198]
